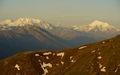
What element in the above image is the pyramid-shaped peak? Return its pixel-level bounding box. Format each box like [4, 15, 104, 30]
[93, 20, 102, 23]
[90, 20, 109, 27]
[91, 20, 103, 25]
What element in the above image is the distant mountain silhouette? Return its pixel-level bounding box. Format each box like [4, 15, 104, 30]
[0, 25, 72, 59]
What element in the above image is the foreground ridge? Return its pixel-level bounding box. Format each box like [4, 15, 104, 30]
[0, 35, 120, 75]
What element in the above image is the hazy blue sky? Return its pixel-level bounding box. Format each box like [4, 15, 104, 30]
[0, 0, 120, 26]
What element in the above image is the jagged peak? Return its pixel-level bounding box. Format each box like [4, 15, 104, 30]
[0, 18, 54, 30]
[16, 18, 41, 22]
[93, 20, 102, 23]
[0, 18, 41, 26]
[15, 18, 41, 26]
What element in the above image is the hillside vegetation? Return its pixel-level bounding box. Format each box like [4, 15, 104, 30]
[0, 35, 120, 75]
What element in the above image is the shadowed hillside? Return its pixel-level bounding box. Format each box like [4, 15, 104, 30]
[0, 25, 72, 59]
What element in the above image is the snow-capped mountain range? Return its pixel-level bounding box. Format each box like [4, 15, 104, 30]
[0, 18, 119, 33]
[0, 18, 53, 30]
[0, 18, 119, 38]
[72, 20, 119, 32]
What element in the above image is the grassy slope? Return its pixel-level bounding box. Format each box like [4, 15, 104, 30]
[0, 35, 120, 75]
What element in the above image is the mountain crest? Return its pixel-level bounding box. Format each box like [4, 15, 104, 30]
[90, 20, 109, 27]
[15, 18, 41, 26]
[72, 20, 119, 32]
[0, 18, 53, 30]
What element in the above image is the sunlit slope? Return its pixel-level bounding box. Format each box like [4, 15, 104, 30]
[0, 35, 120, 75]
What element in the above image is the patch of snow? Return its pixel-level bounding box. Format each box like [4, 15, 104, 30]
[43, 52, 52, 55]
[115, 68, 118, 73]
[101, 67, 106, 72]
[71, 59, 76, 63]
[79, 46, 87, 49]
[98, 52, 101, 54]
[103, 41, 105, 43]
[40, 63, 48, 75]
[38, 60, 41, 62]
[42, 62, 52, 68]
[91, 50, 95, 53]
[98, 56, 102, 59]
[15, 64, 20, 70]
[40, 62, 52, 75]
[35, 54, 39, 56]
[57, 52, 65, 58]
[61, 61, 64, 65]
[70, 56, 73, 59]
[98, 62, 106, 72]
[99, 63, 102, 68]
[46, 56, 49, 59]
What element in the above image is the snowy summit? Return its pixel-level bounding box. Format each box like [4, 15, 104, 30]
[0, 18, 53, 30]
[72, 20, 119, 32]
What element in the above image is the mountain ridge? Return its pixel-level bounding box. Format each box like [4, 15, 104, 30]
[0, 34, 120, 75]
[0, 18, 54, 30]
[72, 20, 119, 32]
[0, 18, 119, 32]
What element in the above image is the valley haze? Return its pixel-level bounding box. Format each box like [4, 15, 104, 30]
[0, 18, 119, 60]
